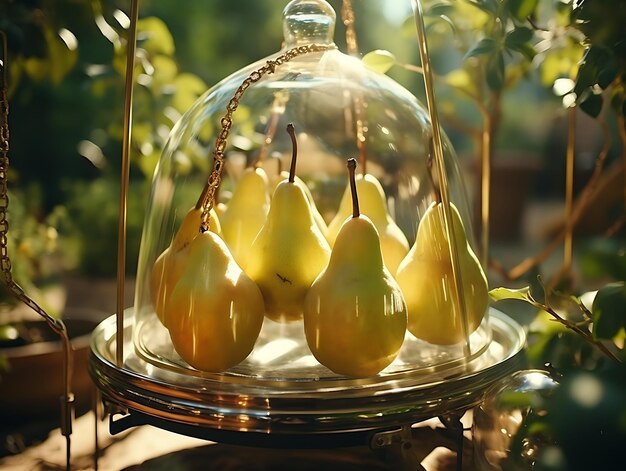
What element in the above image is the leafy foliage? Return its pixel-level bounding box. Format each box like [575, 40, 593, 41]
[536, 0, 626, 118]
[425, 0, 539, 93]
[0, 187, 68, 316]
[591, 282, 626, 340]
[490, 280, 626, 469]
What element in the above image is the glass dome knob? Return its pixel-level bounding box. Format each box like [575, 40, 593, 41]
[282, 0, 336, 46]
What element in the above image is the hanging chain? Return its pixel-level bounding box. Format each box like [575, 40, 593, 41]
[340, 0, 368, 172]
[0, 92, 64, 328]
[341, 0, 359, 56]
[0, 31, 74, 469]
[197, 43, 332, 231]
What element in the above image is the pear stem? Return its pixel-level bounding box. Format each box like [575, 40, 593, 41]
[286, 123, 297, 183]
[347, 158, 360, 218]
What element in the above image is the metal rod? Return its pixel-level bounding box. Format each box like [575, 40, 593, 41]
[411, 0, 471, 358]
[564, 106, 576, 273]
[480, 114, 491, 269]
[93, 388, 101, 471]
[116, 0, 140, 367]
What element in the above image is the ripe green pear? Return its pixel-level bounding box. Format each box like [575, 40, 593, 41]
[327, 174, 409, 273]
[164, 231, 265, 372]
[395, 202, 488, 345]
[245, 124, 331, 322]
[304, 160, 407, 377]
[220, 167, 270, 267]
[272, 170, 328, 239]
[246, 178, 331, 323]
[150, 206, 220, 325]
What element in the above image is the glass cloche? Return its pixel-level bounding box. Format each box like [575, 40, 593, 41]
[132, 0, 492, 383]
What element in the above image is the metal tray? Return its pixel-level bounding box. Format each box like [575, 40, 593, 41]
[89, 308, 525, 447]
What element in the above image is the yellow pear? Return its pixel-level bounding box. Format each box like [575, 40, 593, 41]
[395, 201, 488, 345]
[246, 124, 331, 322]
[327, 173, 408, 273]
[164, 231, 265, 372]
[150, 206, 220, 324]
[219, 166, 270, 267]
[272, 169, 328, 239]
[304, 159, 407, 377]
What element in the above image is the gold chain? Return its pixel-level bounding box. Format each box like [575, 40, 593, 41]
[0, 32, 74, 455]
[198, 43, 332, 231]
[341, 0, 359, 56]
[0, 36, 69, 344]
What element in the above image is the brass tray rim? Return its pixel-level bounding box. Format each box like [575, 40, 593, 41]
[89, 308, 526, 435]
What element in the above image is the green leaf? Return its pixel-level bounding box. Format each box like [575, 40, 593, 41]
[362, 50, 397, 74]
[489, 286, 532, 302]
[579, 93, 603, 118]
[579, 239, 626, 281]
[426, 3, 455, 17]
[171, 73, 208, 114]
[444, 68, 479, 98]
[471, 0, 499, 16]
[508, 42, 536, 61]
[504, 27, 536, 61]
[505, 27, 534, 48]
[486, 51, 505, 91]
[598, 61, 618, 89]
[138, 150, 160, 179]
[592, 282, 626, 340]
[426, 14, 457, 35]
[526, 419, 552, 437]
[507, 0, 539, 21]
[150, 55, 179, 88]
[465, 38, 498, 59]
[574, 46, 611, 97]
[573, 58, 597, 97]
[137, 17, 175, 57]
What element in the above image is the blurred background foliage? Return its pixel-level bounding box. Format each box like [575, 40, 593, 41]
[0, 0, 623, 312]
[3, 0, 623, 278]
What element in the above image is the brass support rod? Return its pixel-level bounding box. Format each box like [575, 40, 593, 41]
[480, 114, 491, 270]
[411, 0, 471, 358]
[564, 106, 576, 274]
[116, 0, 140, 367]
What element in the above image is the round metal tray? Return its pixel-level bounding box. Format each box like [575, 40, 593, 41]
[89, 308, 525, 447]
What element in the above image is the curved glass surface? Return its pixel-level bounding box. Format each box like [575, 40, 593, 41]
[132, 0, 491, 381]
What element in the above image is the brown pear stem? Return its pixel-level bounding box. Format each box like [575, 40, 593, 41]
[286, 123, 297, 183]
[347, 158, 360, 218]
